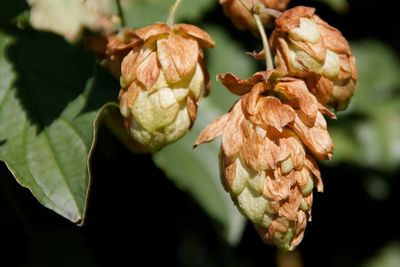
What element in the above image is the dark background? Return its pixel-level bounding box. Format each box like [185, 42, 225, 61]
[1, 0, 400, 266]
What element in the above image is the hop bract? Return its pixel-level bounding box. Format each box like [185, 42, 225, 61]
[195, 71, 334, 250]
[220, 0, 290, 35]
[270, 6, 358, 110]
[118, 23, 215, 152]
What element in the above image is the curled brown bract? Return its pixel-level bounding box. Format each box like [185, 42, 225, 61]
[195, 71, 333, 250]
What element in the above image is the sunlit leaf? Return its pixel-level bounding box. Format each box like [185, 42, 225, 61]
[27, 0, 114, 41]
[0, 30, 117, 223]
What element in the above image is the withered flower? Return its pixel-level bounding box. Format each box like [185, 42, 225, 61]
[270, 6, 358, 110]
[116, 23, 215, 152]
[220, 0, 290, 35]
[195, 71, 334, 250]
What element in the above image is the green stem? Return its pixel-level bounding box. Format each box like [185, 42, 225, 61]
[237, 0, 274, 70]
[167, 0, 182, 27]
[260, 7, 282, 18]
[116, 0, 126, 27]
[254, 14, 274, 70]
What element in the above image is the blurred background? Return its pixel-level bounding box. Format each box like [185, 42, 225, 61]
[1, 0, 400, 266]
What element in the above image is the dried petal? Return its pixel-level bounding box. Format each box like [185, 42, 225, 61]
[222, 101, 245, 157]
[218, 72, 264, 95]
[241, 120, 266, 171]
[305, 155, 323, 192]
[291, 112, 333, 160]
[175, 23, 215, 48]
[194, 113, 230, 146]
[274, 78, 318, 120]
[186, 96, 197, 125]
[134, 23, 170, 41]
[135, 52, 160, 90]
[280, 187, 302, 220]
[167, 32, 199, 77]
[157, 38, 181, 84]
[119, 81, 142, 118]
[251, 96, 295, 131]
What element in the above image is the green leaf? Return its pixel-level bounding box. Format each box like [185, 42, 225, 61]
[120, 0, 216, 28]
[364, 242, 400, 267]
[351, 40, 400, 114]
[0, 30, 117, 223]
[313, 0, 349, 13]
[329, 40, 400, 170]
[153, 25, 257, 244]
[26, 0, 114, 41]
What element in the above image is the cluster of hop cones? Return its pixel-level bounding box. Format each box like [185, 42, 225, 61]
[89, 0, 357, 251]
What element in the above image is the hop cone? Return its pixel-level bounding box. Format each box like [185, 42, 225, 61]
[116, 23, 215, 152]
[220, 0, 290, 35]
[195, 71, 334, 250]
[270, 6, 358, 110]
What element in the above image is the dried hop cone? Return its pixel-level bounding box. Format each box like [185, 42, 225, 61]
[270, 6, 358, 110]
[195, 71, 335, 250]
[118, 23, 215, 152]
[220, 0, 290, 35]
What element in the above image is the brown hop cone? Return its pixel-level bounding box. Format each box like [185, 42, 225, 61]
[194, 71, 334, 250]
[116, 23, 215, 152]
[270, 6, 358, 110]
[220, 0, 290, 35]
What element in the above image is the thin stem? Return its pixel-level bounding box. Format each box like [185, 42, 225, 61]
[254, 14, 274, 70]
[237, 0, 275, 70]
[116, 0, 126, 27]
[260, 7, 282, 18]
[238, 0, 251, 11]
[167, 0, 183, 27]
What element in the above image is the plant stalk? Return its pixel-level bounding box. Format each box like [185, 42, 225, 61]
[167, 0, 183, 27]
[237, 0, 275, 70]
[261, 7, 282, 18]
[238, 0, 251, 11]
[116, 0, 126, 27]
[254, 14, 274, 70]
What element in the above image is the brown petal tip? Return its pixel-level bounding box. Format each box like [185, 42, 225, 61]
[175, 23, 216, 48]
[194, 113, 230, 147]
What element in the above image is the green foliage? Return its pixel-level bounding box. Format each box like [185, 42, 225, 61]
[25, 0, 114, 41]
[120, 0, 215, 27]
[0, 30, 117, 223]
[364, 243, 400, 267]
[314, 0, 349, 13]
[329, 40, 400, 171]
